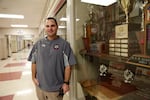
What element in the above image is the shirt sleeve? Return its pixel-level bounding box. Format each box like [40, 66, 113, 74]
[31, 51, 37, 63]
[27, 44, 37, 62]
[63, 42, 76, 67]
[63, 51, 69, 66]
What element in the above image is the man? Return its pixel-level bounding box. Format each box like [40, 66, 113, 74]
[28, 17, 76, 100]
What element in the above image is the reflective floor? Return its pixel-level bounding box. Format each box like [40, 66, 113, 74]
[0, 48, 38, 100]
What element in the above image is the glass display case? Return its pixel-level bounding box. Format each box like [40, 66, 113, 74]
[144, 3, 150, 55]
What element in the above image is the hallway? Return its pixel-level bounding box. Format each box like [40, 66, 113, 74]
[0, 48, 38, 100]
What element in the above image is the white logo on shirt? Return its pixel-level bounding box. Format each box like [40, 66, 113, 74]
[54, 44, 59, 50]
[41, 44, 46, 47]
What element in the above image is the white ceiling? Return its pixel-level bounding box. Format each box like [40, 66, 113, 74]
[0, 0, 48, 28]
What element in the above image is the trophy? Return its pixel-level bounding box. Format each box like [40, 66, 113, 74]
[118, 0, 136, 23]
[124, 69, 134, 83]
[99, 64, 107, 76]
[140, 0, 148, 31]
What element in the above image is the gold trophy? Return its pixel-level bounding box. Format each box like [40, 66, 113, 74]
[118, 0, 136, 23]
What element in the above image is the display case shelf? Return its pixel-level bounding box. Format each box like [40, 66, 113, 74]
[80, 50, 127, 63]
[80, 50, 150, 69]
[126, 61, 150, 69]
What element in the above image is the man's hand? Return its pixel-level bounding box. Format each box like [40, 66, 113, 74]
[32, 78, 39, 86]
[62, 83, 69, 93]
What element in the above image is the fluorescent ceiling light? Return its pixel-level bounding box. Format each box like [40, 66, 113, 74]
[81, 0, 117, 6]
[58, 26, 66, 28]
[0, 14, 24, 19]
[60, 17, 80, 21]
[11, 24, 28, 28]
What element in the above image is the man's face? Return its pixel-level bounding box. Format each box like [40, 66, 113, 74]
[45, 19, 58, 37]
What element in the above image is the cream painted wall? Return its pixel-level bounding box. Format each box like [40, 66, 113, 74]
[0, 37, 8, 60]
[0, 28, 38, 41]
[0, 28, 38, 36]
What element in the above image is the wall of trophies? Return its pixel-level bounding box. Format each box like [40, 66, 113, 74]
[80, 0, 150, 99]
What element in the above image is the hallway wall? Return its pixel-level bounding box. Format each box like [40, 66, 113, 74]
[0, 28, 38, 39]
[0, 37, 8, 60]
[0, 28, 38, 59]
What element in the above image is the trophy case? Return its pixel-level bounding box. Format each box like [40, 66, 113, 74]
[79, 1, 150, 100]
[144, 3, 150, 55]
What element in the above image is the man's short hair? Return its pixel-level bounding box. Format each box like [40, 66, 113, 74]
[46, 17, 58, 26]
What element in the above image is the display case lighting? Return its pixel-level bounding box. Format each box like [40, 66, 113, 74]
[81, 0, 117, 6]
[60, 17, 80, 21]
[58, 25, 66, 28]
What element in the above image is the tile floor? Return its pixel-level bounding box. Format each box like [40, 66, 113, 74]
[0, 48, 38, 100]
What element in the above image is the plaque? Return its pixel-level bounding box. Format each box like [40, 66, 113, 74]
[121, 39, 128, 43]
[121, 44, 128, 48]
[115, 39, 121, 43]
[115, 44, 121, 48]
[109, 39, 115, 43]
[128, 55, 150, 66]
[115, 48, 121, 52]
[115, 52, 121, 56]
[121, 53, 128, 57]
[109, 48, 115, 51]
[109, 51, 115, 55]
[109, 44, 115, 47]
[115, 24, 128, 38]
[121, 48, 128, 52]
